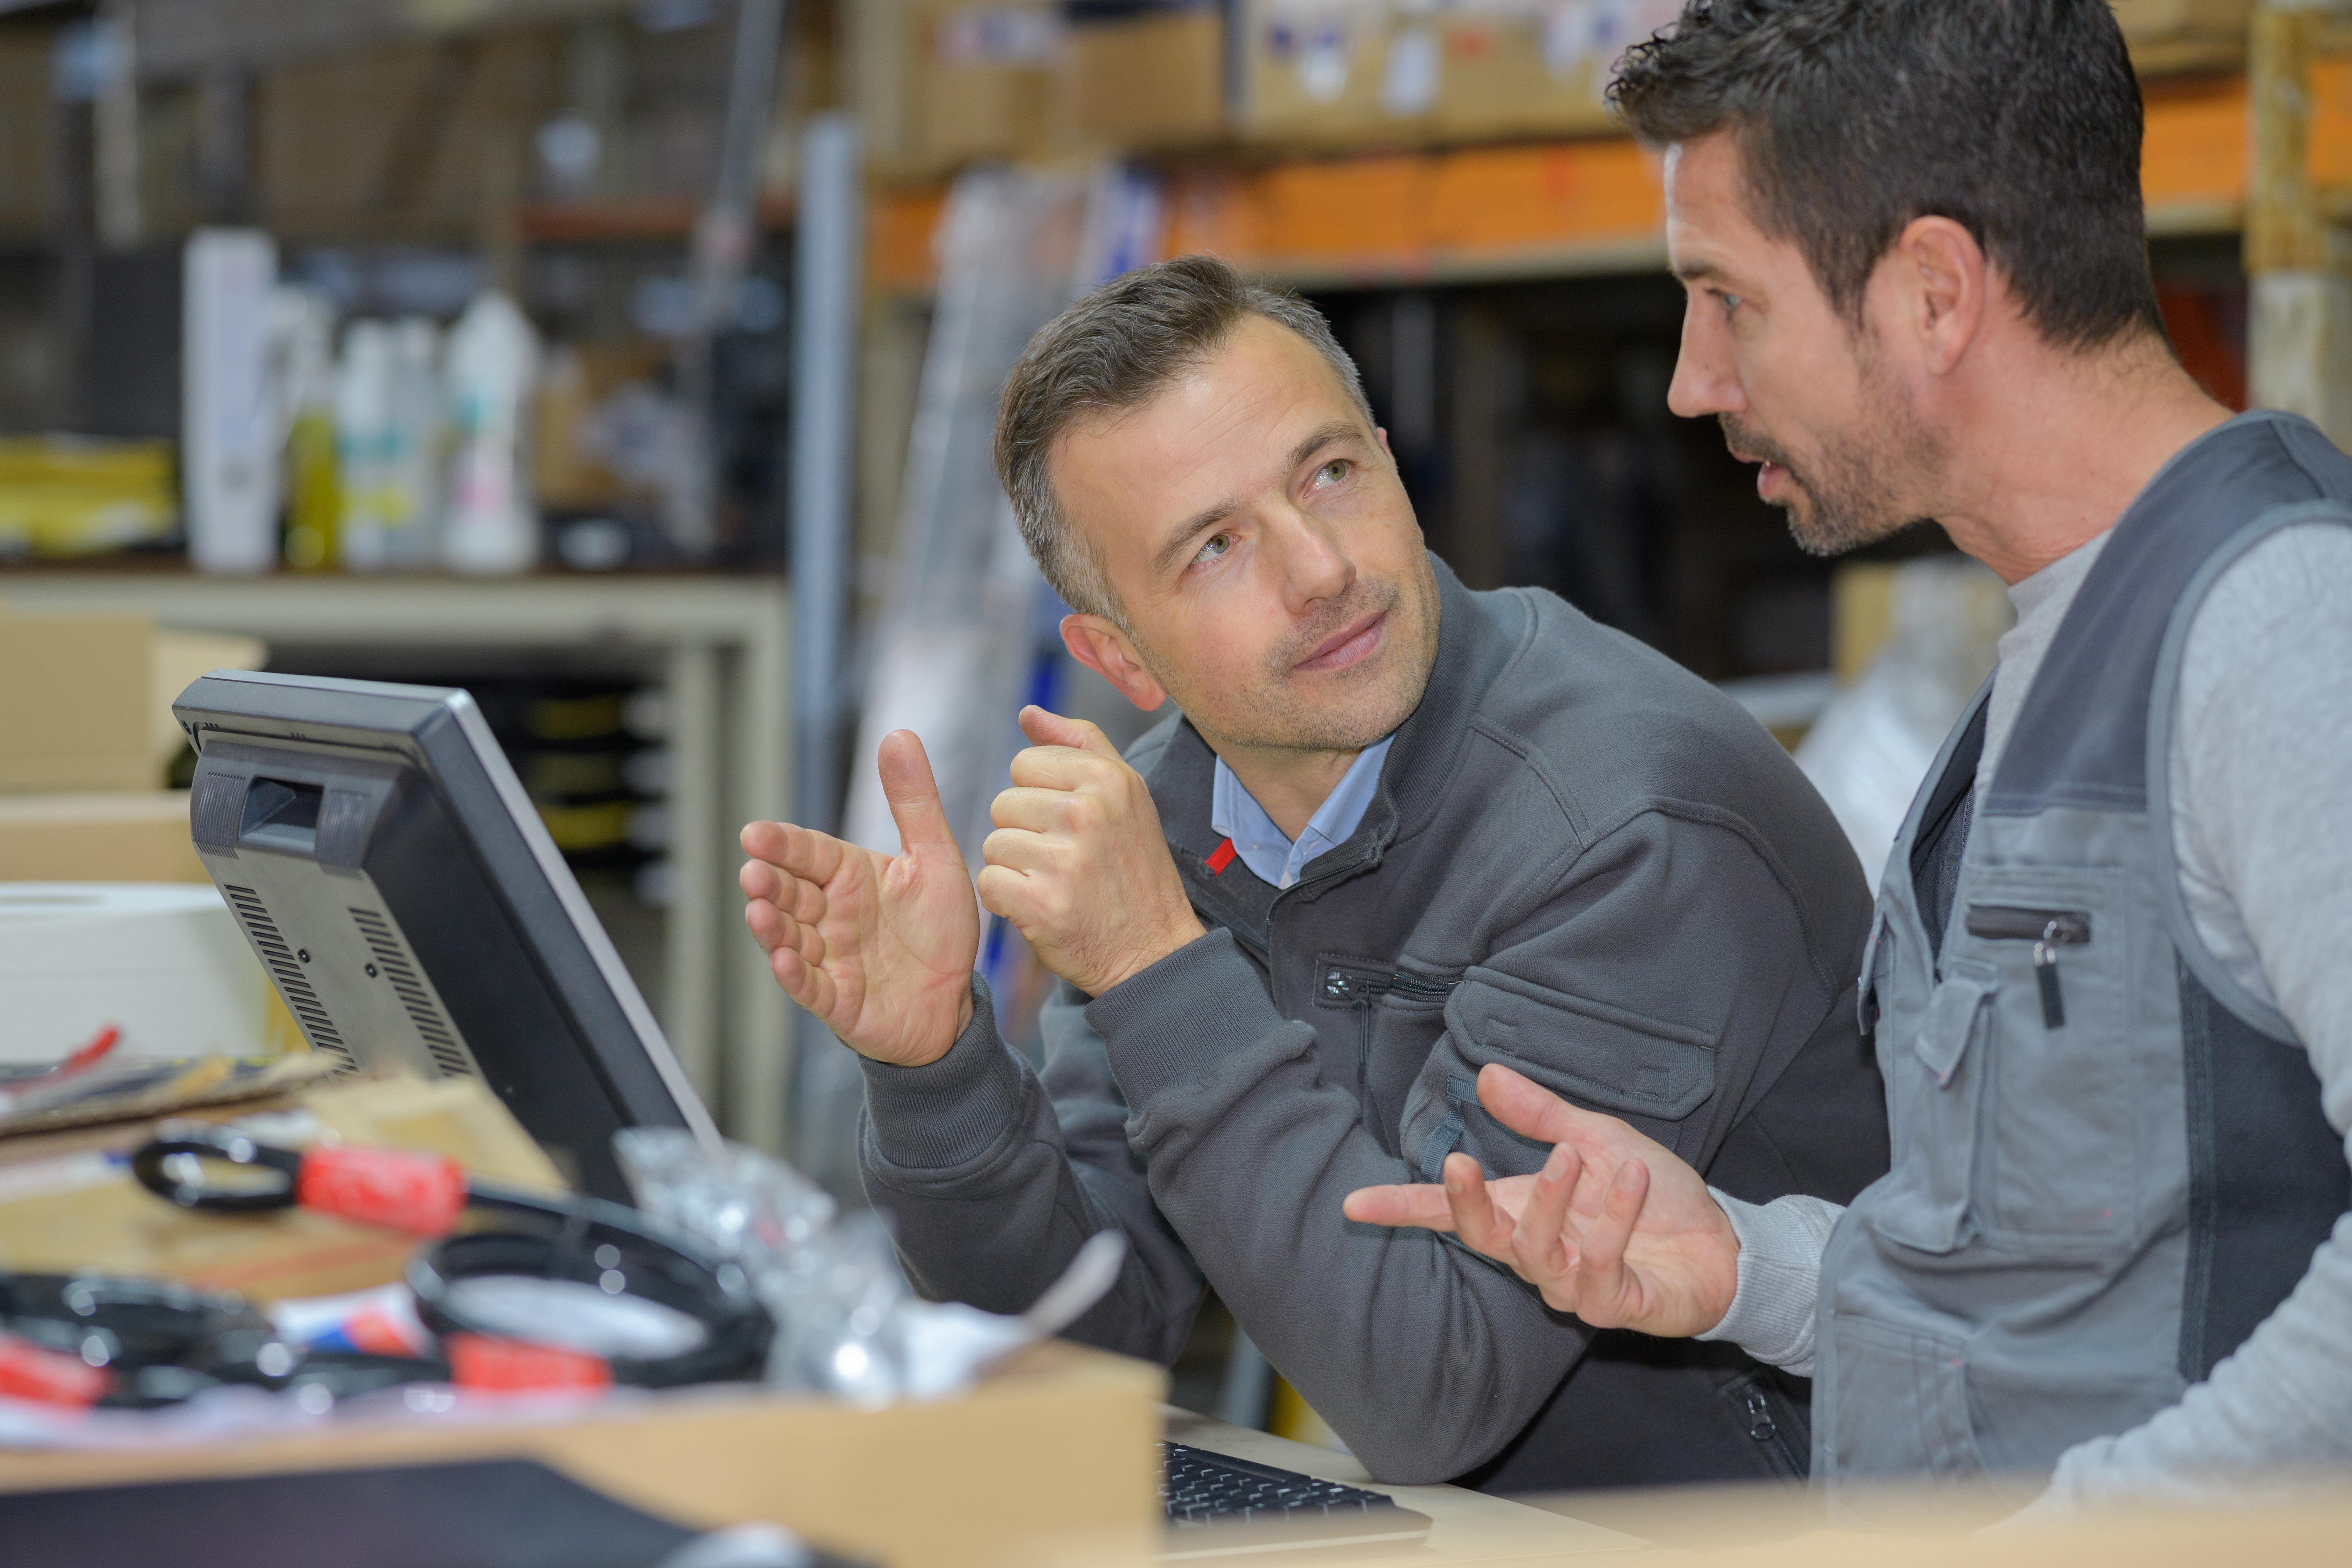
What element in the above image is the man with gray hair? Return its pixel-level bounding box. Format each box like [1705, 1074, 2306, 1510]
[740, 253, 1888, 1489]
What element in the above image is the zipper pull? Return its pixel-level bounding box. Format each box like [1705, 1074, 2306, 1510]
[2033, 922, 2066, 1029]
[1741, 1385, 1778, 1443]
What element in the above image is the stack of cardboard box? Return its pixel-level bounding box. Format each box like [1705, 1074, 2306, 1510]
[0, 605, 263, 883]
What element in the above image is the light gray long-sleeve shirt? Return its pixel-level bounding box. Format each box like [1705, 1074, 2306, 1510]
[1697, 521, 2352, 1506]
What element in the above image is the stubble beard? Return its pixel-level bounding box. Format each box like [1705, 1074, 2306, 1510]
[1724, 355, 1941, 558]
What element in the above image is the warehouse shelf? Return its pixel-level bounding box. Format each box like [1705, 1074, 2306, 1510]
[868, 63, 2352, 296]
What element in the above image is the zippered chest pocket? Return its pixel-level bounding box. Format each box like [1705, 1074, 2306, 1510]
[1964, 905, 2090, 1029]
[1958, 872, 2140, 1243]
[1315, 960, 1462, 1157]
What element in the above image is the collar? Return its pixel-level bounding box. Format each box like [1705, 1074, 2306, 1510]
[1146, 555, 1519, 906]
[1209, 735, 1396, 889]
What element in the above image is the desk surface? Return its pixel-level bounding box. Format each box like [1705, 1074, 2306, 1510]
[1166, 1407, 1647, 1563]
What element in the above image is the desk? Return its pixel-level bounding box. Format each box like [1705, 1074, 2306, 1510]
[0, 570, 792, 1153]
[1167, 1407, 1648, 1563]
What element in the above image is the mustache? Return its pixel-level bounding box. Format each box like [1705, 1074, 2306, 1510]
[1718, 414, 1794, 471]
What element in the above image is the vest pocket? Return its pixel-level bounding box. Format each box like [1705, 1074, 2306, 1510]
[1869, 960, 1996, 1254]
[1824, 1315, 1987, 1490]
[1962, 873, 2135, 1241]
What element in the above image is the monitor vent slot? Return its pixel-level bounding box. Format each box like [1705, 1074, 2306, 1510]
[348, 907, 474, 1078]
[220, 885, 355, 1073]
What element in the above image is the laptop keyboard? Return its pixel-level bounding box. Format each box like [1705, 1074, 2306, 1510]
[1160, 1441, 1427, 1538]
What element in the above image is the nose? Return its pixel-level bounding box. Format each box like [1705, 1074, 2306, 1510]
[1269, 508, 1355, 616]
[1667, 298, 1745, 421]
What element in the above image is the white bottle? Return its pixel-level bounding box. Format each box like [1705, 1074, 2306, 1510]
[183, 229, 281, 574]
[441, 291, 541, 576]
[382, 317, 444, 569]
[334, 320, 396, 571]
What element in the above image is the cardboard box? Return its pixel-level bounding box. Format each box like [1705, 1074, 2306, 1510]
[2111, 0, 2255, 44]
[0, 610, 157, 793]
[0, 1341, 1164, 1568]
[0, 790, 210, 882]
[906, 1, 1062, 173]
[1236, 0, 1677, 147]
[0, 608, 262, 793]
[1054, 5, 1229, 151]
[1431, 0, 1680, 142]
[1236, 0, 1405, 145]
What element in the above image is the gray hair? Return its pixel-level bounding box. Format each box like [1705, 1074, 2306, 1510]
[994, 253, 1374, 622]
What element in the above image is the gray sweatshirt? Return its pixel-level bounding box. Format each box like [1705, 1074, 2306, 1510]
[857, 560, 1892, 1489]
[1700, 522, 2352, 1507]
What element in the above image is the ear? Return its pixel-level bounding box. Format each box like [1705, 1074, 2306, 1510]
[1061, 614, 1168, 713]
[1889, 215, 1987, 377]
[1375, 425, 1396, 465]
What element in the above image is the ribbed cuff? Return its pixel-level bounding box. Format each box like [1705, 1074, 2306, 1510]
[858, 974, 1031, 1172]
[1086, 927, 1287, 1111]
[1693, 1190, 1840, 1377]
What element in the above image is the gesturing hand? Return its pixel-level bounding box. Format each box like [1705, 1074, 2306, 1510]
[977, 706, 1207, 998]
[739, 730, 979, 1068]
[1342, 1063, 1741, 1338]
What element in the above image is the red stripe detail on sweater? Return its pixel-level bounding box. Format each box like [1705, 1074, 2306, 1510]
[1206, 838, 1238, 876]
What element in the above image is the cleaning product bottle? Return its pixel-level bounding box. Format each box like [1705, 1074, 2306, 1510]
[441, 291, 541, 575]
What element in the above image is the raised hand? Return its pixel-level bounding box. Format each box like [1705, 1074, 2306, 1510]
[976, 706, 1207, 998]
[739, 730, 980, 1067]
[1342, 1063, 1741, 1338]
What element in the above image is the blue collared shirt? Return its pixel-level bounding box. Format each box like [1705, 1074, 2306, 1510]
[1209, 735, 1395, 890]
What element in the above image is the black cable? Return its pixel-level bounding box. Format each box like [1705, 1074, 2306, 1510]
[0, 1273, 294, 1408]
[406, 1193, 771, 1389]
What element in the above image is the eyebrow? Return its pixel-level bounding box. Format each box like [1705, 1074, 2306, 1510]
[1672, 257, 1729, 285]
[1148, 421, 1370, 577]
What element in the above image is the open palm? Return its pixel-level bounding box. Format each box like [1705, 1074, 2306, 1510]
[740, 731, 980, 1067]
[1343, 1063, 1739, 1336]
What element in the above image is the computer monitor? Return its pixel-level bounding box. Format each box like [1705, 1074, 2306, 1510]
[172, 670, 718, 1202]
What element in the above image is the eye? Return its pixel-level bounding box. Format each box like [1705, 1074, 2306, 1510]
[1715, 290, 1743, 318]
[1312, 458, 1348, 487]
[1192, 531, 1234, 568]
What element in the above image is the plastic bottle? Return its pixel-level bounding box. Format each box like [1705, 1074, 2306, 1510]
[441, 292, 541, 576]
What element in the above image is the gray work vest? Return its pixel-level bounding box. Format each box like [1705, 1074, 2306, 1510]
[1815, 410, 2352, 1510]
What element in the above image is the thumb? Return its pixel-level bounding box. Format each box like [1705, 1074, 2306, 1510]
[1476, 1062, 1592, 1146]
[1019, 705, 1122, 761]
[876, 730, 960, 856]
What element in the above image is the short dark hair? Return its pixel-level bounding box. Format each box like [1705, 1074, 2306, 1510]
[995, 253, 1372, 620]
[1611, 0, 2164, 351]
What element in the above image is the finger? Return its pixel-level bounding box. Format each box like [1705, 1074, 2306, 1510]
[1511, 1141, 1581, 1284]
[1006, 744, 1112, 793]
[743, 898, 818, 965]
[1019, 705, 1123, 761]
[980, 826, 1057, 876]
[738, 861, 826, 926]
[877, 731, 960, 855]
[989, 786, 1071, 833]
[740, 819, 841, 885]
[1342, 1182, 1459, 1231]
[1580, 1160, 1650, 1313]
[1443, 1153, 1515, 1260]
[975, 863, 1023, 923]
[1476, 1062, 1607, 1147]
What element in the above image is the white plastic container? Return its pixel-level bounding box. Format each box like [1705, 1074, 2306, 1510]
[0, 884, 275, 1064]
[182, 229, 281, 574]
[441, 291, 542, 575]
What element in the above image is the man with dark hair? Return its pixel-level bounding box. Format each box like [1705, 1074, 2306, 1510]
[740, 252, 1890, 1489]
[1350, 0, 2352, 1517]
